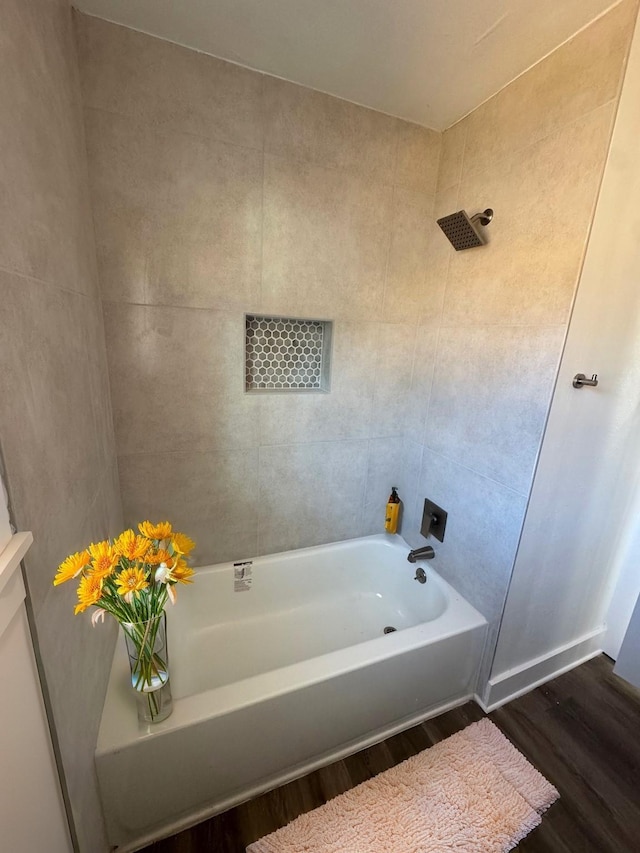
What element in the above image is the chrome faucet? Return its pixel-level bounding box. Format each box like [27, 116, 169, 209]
[407, 545, 435, 563]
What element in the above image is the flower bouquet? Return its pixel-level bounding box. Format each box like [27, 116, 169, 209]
[54, 521, 195, 722]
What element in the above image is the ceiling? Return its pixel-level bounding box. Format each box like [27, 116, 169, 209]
[73, 0, 621, 129]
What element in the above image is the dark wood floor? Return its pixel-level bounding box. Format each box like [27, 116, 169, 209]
[143, 655, 640, 852]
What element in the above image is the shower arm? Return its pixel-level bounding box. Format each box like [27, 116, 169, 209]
[470, 209, 494, 226]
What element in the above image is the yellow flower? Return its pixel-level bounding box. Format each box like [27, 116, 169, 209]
[171, 532, 195, 556]
[74, 573, 104, 614]
[114, 529, 151, 560]
[145, 549, 173, 568]
[138, 520, 172, 540]
[89, 540, 119, 579]
[54, 550, 90, 586]
[172, 559, 195, 585]
[115, 566, 149, 598]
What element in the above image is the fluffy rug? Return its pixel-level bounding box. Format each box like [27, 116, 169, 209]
[247, 719, 558, 853]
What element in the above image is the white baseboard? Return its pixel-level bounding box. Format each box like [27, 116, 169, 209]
[475, 627, 605, 712]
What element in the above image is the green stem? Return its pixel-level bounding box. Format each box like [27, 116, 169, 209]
[122, 615, 169, 717]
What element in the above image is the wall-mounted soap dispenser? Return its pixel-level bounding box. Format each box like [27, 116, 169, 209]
[384, 487, 401, 534]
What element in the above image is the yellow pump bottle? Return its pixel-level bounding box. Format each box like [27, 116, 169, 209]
[384, 487, 400, 534]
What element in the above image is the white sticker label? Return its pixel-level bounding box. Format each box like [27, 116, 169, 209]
[233, 561, 253, 592]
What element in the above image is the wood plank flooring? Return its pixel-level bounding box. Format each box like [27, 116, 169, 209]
[142, 655, 640, 852]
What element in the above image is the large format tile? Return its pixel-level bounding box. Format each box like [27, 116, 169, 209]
[103, 303, 259, 455]
[361, 437, 417, 538]
[395, 122, 441, 196]
[421, 185, 457, 323]
[75, 13, 265, 150]
[85, 110, 263, 308]
[370, 323, 417, 438]
[0, 0, 97, 294]
[257, 441, 369, 554]
[262, 155, 393, 320]
[433, 183, 459, 221]
[118, 448, 260, 565]
[462, 0, 635, 178]
[84, 109, 168, 305]
[404, 322, 439, 445]
[437, 120, 467, 193]
[425, 325, 565, 495]
[258, 321, 378, 445]
[0, 272, 106, 613]
[263, 77, 398, 182]
[24, 469, 105, 623]
[397, 440, 425, 546]
[382, 188, 439, 324]
[443, 103, 616, 327]
[26, 453, 123, 622]
[412, 449, 527, 622]
[99, 460, 124, 540]
[83, 293, 119, 476]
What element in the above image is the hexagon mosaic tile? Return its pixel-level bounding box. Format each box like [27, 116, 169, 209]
[245, 315, 332, 391]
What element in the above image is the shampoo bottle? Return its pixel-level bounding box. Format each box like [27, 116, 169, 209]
[384, 487, 401, 534]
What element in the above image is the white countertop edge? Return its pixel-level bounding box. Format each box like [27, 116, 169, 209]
[0, 532, 33, 597]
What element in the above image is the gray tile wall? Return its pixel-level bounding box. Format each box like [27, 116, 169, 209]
[0, 1, 122, 850]
[75, 3, 634, 706]
[76, 12, 442, 565]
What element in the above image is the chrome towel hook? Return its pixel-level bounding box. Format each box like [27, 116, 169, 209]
[573, 373, 598, 389]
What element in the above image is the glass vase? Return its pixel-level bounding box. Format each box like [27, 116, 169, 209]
[122, 613, 173, 723]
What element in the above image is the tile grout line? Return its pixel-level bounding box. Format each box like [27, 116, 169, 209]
[116, 436, 375, 460]
[416, 113, 463, 454]
[82, 103, 265, 156]
[82, 103, 405, 192]
[0, 261, 98, 301]
[258, 72, 267, 314]
[253, 78, 266, 554]
[378, 123, 403, 320]
[458, 96, 619, 186]
[358, 438, 372, 538]
[256, 443, 263, 557]
[420, 443, 531, 500]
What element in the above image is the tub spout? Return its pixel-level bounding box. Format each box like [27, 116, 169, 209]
[407, 546, 435, 563]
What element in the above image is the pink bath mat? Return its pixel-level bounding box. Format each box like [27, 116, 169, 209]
[246, 719, 558, 853]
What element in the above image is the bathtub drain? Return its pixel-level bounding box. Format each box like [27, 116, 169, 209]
[383, 626, 397, 634]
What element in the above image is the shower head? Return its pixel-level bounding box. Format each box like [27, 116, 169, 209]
[437, 208, 493, 250]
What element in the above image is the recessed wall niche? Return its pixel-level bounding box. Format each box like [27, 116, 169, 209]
[245, 315, 333, 392]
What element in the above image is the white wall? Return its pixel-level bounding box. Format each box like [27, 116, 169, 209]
[486, 3, 640, 706]
[603, 477, 640, 658]
[614, 596, 640, 686]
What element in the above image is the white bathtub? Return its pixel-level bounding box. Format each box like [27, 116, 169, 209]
[96, 534, 487, 851]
